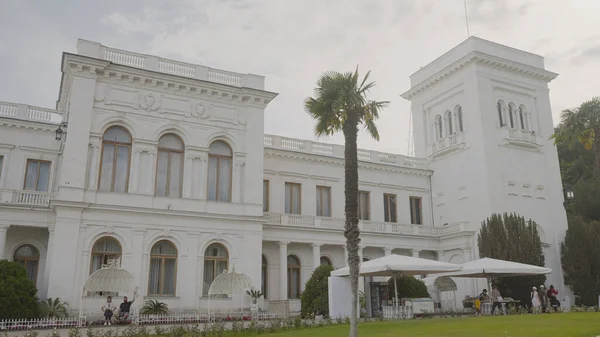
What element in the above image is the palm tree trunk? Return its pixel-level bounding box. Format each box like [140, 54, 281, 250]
[343, 110, 361, 337]
[594, 139, 600, 179]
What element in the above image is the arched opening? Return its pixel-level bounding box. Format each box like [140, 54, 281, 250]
[320, 256, 332, 267]
[98, 126, 132, 193]
[445, 110, 454, 136]
[497, 100, 505, 127]
[435, 115, 443, 140]
[155, 134, 184, 197]
[207, 141, 233, 202]
[203, 243, 229, 296]
[148, 240, 178, 296]
[519, 105, 528, 130]
[456, 106, 464, 132]
[90, 237, 122, 274]
[287, 255, 301, 299]
[14, 244, 40, 283]
[508, 103, 517, 129]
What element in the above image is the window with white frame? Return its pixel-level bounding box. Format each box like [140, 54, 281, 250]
[287, 255, 301, 299]
[316, 186, 331, 217]
[149, 240, 178, 296]
[434, 115, 443, 140]
[263, 180, 269, 212]
[285, 182, 301, 214]
[155, 134, 184, 197]
[497, 100, 505, 127]
[383, 193, 397, 222]
[203, 243, 229, 296]
[445, 110, 454, 136]
[456, 106, 464, 132]
[23, 159, 51, 192]
[14, 244, 40, 283]
[518, 105, 529, 130]
[358, 190, 370, 220]
[0, 155, 4, 183]
[207, 141, 233, 202]
[98, 126, 132, 193]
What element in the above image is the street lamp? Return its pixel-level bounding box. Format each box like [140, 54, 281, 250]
[55, 122, 68, 142]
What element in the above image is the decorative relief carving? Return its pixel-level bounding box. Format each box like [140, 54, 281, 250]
[139, 92, 161, 112]
[162, 229, 171, 238]
[105, 225, 114, 234]
[192, 102, 210, 119]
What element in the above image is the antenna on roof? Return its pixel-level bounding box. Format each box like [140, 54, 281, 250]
[464, 0, 470, 37]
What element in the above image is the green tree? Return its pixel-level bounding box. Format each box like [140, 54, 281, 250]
[305, 68, 388, 336]
[140, 300, 169, 315]
[561, 216, 600, 306]
[301, 265, 334, 318]
[387, 276, 429, 300]
[477, 213, 546, 306]
[39, 298, 69, 318]
[0, 260, 39, 319]
[552, 97, 600, 177]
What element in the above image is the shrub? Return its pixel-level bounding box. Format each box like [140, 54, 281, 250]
[387, 276, 429, 300]
[300, 265, 334, 318]
[0, 260, 39, 319]
[140, 300, 169, 315]
[39, 298, 69, 317]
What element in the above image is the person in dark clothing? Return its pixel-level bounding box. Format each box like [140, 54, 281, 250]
[118, 296, 135, 321]
[547, 285, 560, 311]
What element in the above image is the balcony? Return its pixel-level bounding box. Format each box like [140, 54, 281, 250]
[264, 213, 469, 237]
[0, 101, 62, 124]
[76, 39, 265, 90]
[263, 135, 429, 169]
[0, 189, 53, 207]
[431, 133, 465, 156]
[502, 128, 540, 148]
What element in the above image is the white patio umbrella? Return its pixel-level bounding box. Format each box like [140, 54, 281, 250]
[331, 254, 461, 313]
[208, 266, 253, 296]
[84, 260, 137, 293]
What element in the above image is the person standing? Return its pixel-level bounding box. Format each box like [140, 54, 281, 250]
[491, 286, 503, 315]
[531, 287, 541, 313]
[547, 285, 560, 311]
[539, 285, 549, 313]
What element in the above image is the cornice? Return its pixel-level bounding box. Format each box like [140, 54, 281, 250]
[0, 144, 16, 150]
[64, 53, 276, 109]
[264, 149, 432, 177]
[0, 119, 58, 133]
[401, 51, 559, 100]
[18, 146, 60, 155]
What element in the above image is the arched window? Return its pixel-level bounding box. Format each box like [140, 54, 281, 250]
[287, 255, 301, 299]
[456, 106, 464, 132]
[261, 255, 268, 299]
[14, 244, 40, 282]
[148, 240, 178, 296]
[497, 101, 505, 127]
[90, 237, 122, 274]
[508, 103, 516, 128]
[519, 105, 528, 130]
[445, 110, 453, 136]
[203, 243, 229, 296]
[207, 141, 233, 202]
[320, 256, 332, 267]
[434, 115, 443, 140]
[99, 126, 132, 193]
[155, 134, 184, 197]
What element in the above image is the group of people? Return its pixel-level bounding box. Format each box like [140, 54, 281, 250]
[531, 284, 560, 313]
[475, 284, 560, 315]
[101, 295, 135, 325]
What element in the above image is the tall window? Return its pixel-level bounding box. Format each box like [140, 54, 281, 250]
[23, 159, 51, 192]
[497, 101, 504, 127]
[203, 243, 229, 296]
[287, 255, 301, 299]
[320, 256, 332, 267]
[445, 111, 453, 135]
[457, 106, 464, 132]
[409, 197, 422, 225]
[155, 134, 184, 197]
[435, 115, 443, 140]
[519, 106, 528, 130]
[508, 104, 515, 128]
[263, 180, 269, 212]
[383, 194, 397, 222]
[98, 126, 132, 192]
[0, 155, 4, 182]
[90, 237, 122, 274]
[149, 240, 177, 296]
[207, 141, 232, 202]
[14, 244, 40, 283]
[316, 186, 331, 217]
[285, 183, 301, 214]
[358, 191, 370, 220]
[261, 255, 268, 299]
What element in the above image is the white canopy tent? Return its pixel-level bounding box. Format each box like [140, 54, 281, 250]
[331, 254, 461, 315]
[80, 258, 138, 321]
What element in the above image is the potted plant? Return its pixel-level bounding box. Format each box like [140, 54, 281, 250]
[246, 289, 263, 305]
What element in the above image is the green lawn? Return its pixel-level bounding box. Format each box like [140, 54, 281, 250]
[256, 313, 600, 337]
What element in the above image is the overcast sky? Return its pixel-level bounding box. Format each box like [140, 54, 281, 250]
[1, 0, 599, 155]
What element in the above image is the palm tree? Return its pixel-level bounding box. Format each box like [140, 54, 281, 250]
[305, 68, 388, 337]
[39, 298, 69, 318]
[140, 300, 169, 315]
[552, 97, 600, 178]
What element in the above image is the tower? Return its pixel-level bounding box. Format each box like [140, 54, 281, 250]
[402, 37, 568, 294]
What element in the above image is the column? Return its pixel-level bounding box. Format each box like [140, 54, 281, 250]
[191, 158, 200, 198]
[43, 225, 55, 295]
[437, 250, 445, 262]
[412, 249, 421, 258]
[278, 242, 289, 300]
[198, 156, 208, 199]
[343, 246, 348, 267]
[132, 230, 145, 292]
[130, 149, 141, 192]
[233, 160, 245, 203]
[47, 215, 81, 305]
[358, 245, 364, 262]
[312, 244, 321, 271]
[87, 144, 99, 189]
[383, 247, 392, 256]
[182, 156, 193, 198]
[0, 225, 8, 260]
[145, 151, 155, 194]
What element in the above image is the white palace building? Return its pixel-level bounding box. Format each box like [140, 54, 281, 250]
[0, 37, 568, 316]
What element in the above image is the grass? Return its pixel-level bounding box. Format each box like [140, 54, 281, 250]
[252, 313, 600, 337]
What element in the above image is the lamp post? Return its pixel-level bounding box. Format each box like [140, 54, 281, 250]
[55, 122, 68, 142]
